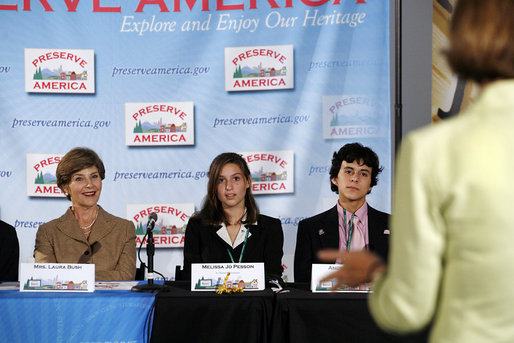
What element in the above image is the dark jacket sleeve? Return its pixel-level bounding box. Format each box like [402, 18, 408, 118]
[0, 221, 20, 282]
[294, 218, 312, 283]
[367, 206, 391, 263]
[261, 215, 284, 277]
[182, 216, 202, 279]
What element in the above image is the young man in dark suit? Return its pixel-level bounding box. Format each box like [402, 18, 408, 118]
[294, 143, 390, 283]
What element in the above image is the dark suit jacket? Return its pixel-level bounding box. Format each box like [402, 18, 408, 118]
[0, 220, 19, 281]
[34, 206, 136, 281]
[183, 214, 284, 280]
[294, 204, 390, 282]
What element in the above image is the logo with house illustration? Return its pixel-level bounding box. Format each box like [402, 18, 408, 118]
[240, 150, 294, 195]
[26, 153, 65, 198]
[194, 276, 259, 290]
[225, 44, 294, 92]
[33, 66, 88, 81]
[322, 95, 386, 140]
[24, 48, 95, 94]
[127, 203, 195, 248]
[125, 102, 195, 146]
[23, 276, 89, 291]
[233, 63, 287, 79]
[316, 280, 372, 293]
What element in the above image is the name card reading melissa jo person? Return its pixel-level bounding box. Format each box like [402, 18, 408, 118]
[191, 263, 265, 292]
[20, 263, 95, 292]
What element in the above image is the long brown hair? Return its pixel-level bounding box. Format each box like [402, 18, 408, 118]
[446, 0, 514, 82]
[196, 152, 259, 226]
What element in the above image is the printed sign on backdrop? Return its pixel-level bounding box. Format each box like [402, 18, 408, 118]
[225, 45, 294, 92]
[3, 0, 391, 282]
[26, 153, 64, 197]
[125, 102, 195, 146]
[127, 203, 194, 248]
[24, 48, 95, 94]
[322, 95, 383, 139]
[240, 150, 294, 195]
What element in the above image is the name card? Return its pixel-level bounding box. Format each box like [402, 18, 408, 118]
[20, 263, 95, 292]
[191, 263, 265, 291]
[311, 264, 371, 293]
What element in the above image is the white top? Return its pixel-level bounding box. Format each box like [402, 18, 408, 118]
[216, 224, 252, 248]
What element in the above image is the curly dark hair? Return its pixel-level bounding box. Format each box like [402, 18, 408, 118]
[329, 143, 383, 194]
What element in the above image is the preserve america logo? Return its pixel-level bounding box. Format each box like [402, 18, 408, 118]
[125, 102, 194, 146]
[225, 45, 294, 92]
[322, 95, 383, 139]
[127, 203, 194, 248]
[24, 48, 95, 94]
[240, 150, 294, 195]
[26, 153, 65, 197]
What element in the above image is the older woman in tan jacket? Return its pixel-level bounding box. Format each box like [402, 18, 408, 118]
[34, 147, 136, 281]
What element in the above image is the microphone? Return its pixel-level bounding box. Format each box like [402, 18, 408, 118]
[132, 212, 167, 292]
[146, 212, 157, 232]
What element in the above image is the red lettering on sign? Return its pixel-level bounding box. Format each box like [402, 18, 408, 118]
[233, 78, 286, 88]
[134, 134, 186, 143]
[35, 185, 62, 194]
[33, 156, 61, 172]
[232, 48, 286, 66]
[252, 182, 286, 192]
[244, 153, 287, 168]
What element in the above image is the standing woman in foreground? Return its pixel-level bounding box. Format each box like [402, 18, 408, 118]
[34, 147, 136, 281]
[319, 0, 514, 341]
[183, 152, 284, 279]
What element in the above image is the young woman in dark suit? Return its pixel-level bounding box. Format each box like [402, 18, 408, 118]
[182, 152, 284, 280]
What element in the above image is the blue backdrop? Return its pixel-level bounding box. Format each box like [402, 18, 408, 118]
[0, 0, 391, 281]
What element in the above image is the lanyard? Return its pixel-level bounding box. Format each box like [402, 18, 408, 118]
[226, 226, 250, 263]
[343, 209, 355, 251]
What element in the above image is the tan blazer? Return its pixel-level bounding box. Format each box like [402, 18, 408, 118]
[34, 206, 136, 281]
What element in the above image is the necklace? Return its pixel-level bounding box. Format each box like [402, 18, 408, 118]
[79, 207, 99, 230]
[227, 209, 247, 226]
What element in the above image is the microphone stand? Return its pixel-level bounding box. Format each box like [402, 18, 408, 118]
[132, 223, 167, 292]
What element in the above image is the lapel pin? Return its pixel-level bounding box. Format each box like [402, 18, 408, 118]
[318, 229, 325, 236]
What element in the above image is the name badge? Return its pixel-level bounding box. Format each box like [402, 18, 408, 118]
[191, 263, 265, 291]
[311, 264, 371, 293]
[20, 263, 95, 292]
